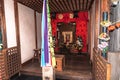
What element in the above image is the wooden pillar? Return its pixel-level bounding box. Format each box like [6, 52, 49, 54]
[94, 0, 100, 48]
[34, 11, 38, 49]
[89, 9, 94, 61]
[88, 11, 91, 60]
[14, 0, 21, 67]
[14, 0, 20, 48]
[0, 0, 7, 49]
[89, 0, 95, 61]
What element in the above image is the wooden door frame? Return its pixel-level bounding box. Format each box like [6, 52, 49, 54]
[0, 0, 7, 49]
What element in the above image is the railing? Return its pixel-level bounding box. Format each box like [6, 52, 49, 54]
[93, 48, 111, 80]
[0, 46, 21, 80]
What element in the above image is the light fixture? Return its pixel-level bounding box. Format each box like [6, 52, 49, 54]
[111, 0, 119, 7]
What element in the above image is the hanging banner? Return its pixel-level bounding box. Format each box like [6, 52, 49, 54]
[41, 0, 56, 79]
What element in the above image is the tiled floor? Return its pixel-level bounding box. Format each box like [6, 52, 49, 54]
[20, 53, 92, 80]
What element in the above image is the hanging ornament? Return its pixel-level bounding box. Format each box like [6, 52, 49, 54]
[115, 22, 120, 28]
[100, 21, 111, 27]
[100, 12, 111, 27]
[58, 14, 63, 19]
[98, 33, 110, 41]
[108, 25, 116, 31]
[69, 13, 74, 19]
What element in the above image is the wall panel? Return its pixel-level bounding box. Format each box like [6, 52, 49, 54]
[18, 3, 35, 63]
[4, 0, 17, 48]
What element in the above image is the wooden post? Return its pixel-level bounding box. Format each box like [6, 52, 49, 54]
[42, 66, 55, 80]
[106, 63, 111, 80]
[34, 11, 38, 49]
[0, 0, 7, 49]
[94, 0, 100, 48]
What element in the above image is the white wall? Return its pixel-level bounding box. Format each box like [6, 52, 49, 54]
[36, 12, 41, 49]
[4, 0, 17, 48]
[18, 3, 36, 63]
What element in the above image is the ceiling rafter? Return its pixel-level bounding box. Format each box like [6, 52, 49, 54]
[68, 0, 73, 11]
[76, 0, 80, 11]
[86, 0, 89, 10]
[56, 0, 65, 12]
[82, 0, 85, 10]
[72, 0, 76, 11]
[60, 0, 68, 12]
[51, 0, 61, 12]
[17, 0, 94, 13]
[64, 0, 71, 11]
[80, 0, 83, 10]
[48, 2, 56, 12]
[49, 2, 58, 12]
[89, 0, 94, 10]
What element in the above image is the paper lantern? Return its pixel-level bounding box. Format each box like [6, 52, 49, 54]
[116, 22, 120, 28]
[108, 25, 116, 31]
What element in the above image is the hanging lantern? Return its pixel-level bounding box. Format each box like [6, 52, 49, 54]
[100, 21, 111, 27]
[115, 22, 120, 28]
[108, 25, 116, 31]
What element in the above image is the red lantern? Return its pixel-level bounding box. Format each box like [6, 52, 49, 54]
[108, 25, 115, 31]
[116, 22, 120, 28]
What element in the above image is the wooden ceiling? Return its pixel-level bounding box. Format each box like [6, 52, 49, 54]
[17, 0, 94, 13]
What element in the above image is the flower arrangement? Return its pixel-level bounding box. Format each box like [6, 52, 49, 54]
[71, 36, 83, 50]
[98, 42, 108, 58]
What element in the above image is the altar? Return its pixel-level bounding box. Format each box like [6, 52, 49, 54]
[51, 12, 88, 53]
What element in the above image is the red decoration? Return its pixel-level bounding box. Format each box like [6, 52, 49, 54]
[51, 11, 88, 53]
[116, 22, 120, 28]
